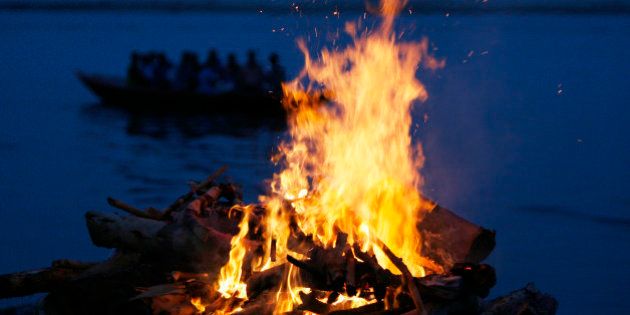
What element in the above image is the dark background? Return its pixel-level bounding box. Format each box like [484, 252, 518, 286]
[0, 1, 629, 313]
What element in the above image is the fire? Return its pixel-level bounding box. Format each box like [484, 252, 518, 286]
[258, 0, 443, 311]
[203, 0, 443, 313]
[214, 206, 252, 308]
[270, 0, 441, 272]
[190, 297, 206, 313]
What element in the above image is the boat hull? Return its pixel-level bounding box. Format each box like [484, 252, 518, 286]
[77, 72, 286, 118]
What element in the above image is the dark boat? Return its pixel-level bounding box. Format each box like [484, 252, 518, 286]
[77, 72, 285, 118]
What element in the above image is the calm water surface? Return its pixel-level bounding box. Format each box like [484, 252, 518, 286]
[0, 10, 629, 313]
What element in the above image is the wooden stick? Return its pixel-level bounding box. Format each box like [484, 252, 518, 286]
[376, 238, 426, 315]
[107, 197, 161, 220]
[161, 165, 228, 219]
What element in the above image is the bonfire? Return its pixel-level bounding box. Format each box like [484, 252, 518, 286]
[0, 1, 557, 314]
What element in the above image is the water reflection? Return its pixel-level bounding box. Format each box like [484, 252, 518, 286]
[517, 205, 630, 229]
[79, 103, 282, 205]
[81, 102, 286, 139]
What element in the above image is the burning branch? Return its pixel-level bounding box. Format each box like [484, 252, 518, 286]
[376, 238, 426, 315]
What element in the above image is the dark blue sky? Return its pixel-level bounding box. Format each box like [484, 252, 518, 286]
[2, 0, 629, 10]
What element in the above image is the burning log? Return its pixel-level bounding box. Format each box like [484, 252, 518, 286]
[245, 264, 287, 299]
[326, 302, 390, 315]
[288, 262, 496, 315]
[279, 232, 497, 315]
[91, 176, 493, 279]
[234, 290, 277, 315]
[418, 202, 495, 269]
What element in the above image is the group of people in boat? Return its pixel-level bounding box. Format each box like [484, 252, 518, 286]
[126, 49, 286, 95]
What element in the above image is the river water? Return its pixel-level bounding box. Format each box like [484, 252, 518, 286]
[0, 10, 628, 313]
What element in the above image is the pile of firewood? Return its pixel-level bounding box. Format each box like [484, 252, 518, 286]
[0, 167, 558, 315]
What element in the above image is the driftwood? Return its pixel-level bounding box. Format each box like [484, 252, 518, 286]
[85, 209, 259, 273]
[0, 260, 96, 299]
[85, 211, 166, 251]
[480, 283, 558, 315]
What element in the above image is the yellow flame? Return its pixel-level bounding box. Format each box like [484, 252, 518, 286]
[263, 0, 443, 311]
[327, 292, 377, 310]
[190, 297, 206, 313]
[270, 0, 441, 272]
[273, 264, 306, 313]
[209, 1, 443, 313]
[216, 206, 251, 300]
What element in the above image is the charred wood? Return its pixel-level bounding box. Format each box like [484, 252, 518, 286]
[418, 203, 495, 270]
[245, 264, 286, 300]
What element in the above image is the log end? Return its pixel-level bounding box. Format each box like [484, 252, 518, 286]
[465, 228, 496, 263]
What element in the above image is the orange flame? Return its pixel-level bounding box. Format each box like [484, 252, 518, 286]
[190, 297, 206, 313]
[208, 0, 443, 313]
[270, 0, 441, 270]
[262, 0, 443, 311]
[216, 206, 252, 300]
